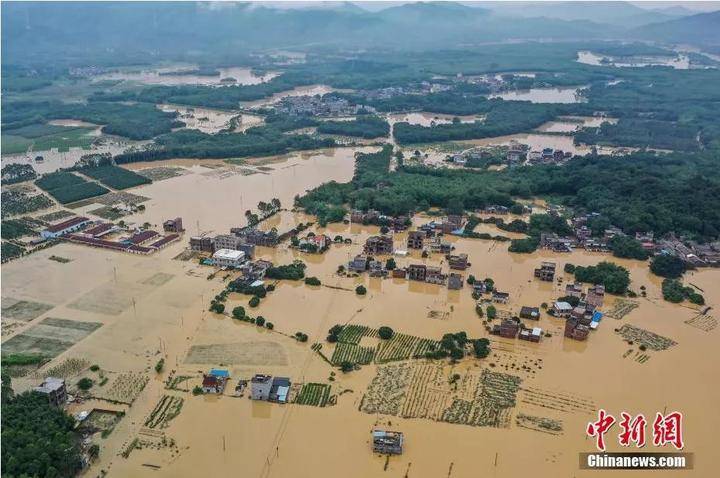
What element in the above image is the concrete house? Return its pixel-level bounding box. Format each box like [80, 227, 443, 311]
[34, 378, 67, 406]
[448, 253, 469, 270]
[407, 264, 427, 281]
[251, 374, 273, 400]
[407, 231, 425, 249]
[448, 273, 464, 290]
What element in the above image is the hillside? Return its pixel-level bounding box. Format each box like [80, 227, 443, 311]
[633, 10, 720, 46]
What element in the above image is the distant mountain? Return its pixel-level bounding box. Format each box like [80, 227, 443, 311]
[0, 1, 634, 64]
[472, 1, 680, 28]
[633, 10, 720, 46]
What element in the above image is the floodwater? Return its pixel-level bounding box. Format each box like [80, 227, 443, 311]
[388, 112, 483, 127]
[241, 85, 350, 109]
[94, 65, 278, 86]
[459, 133, 628, 156]
[1, 136, 145, 174]
[488, 86, 586, 104]
[157, 104, 264, 134]
[577, 51, 694, 70]
[535, 116, 618, 133]
[3, 147, 718, 477]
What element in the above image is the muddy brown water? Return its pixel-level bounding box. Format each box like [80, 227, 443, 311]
[1, 148, 717, 477]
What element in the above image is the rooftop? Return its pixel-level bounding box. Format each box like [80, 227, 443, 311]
[213, 249, 245, 261]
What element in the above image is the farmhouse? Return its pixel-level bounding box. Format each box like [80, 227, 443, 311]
[34, 377, 67, 407]
[519, 306, 540, 320]
[448, 253, 469, 270]
[533, 261, 556, 281]
[519, 327, 542, 343]
[552, 301, 573, 318]
[407, 264, 427, 281]
[492, 291, 510, 304]
[163, 217, 184, 233]
[407, 231, 424, 249]
[251, 374, 273, 400]
[364, 235, 394, 255]
[447, 273, 464, 290]
[372, 430, 404, 455]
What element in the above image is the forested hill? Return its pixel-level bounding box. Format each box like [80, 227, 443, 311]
[5, 1, 708, 65]
[632, 10, 720, 45]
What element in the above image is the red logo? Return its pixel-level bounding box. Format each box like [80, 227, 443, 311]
[587, 410, 684, 451]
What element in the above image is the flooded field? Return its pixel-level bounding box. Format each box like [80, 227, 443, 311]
[1, 146, 716, 478]
[577, 51, 699, 70]
[458, 132, 628, 156]
[93, 65, 278, 86]
[1, 136, 145, 174]
[488, 86, 586, 104]
[388, 112, 483, 127]
[241, 85, 349, 109]
[157, 104, 264, 134]
[534, 116, 618, 133]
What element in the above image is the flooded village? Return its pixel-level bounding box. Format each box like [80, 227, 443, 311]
[2, 140, 719, 477]
[3, 2, 720, 477]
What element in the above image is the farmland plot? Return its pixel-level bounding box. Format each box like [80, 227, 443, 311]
[1, 317, 102, 359]
[374, 333, 440, 363]
[294, 383, 332, 407]
[336, 325, 378, 345]
[331, 342, 374, 366]
[145, 395, 184, 428]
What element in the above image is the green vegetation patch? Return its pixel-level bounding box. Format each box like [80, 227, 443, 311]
[80, 166, 152, 190]
[35, 171, 109, 204]
[331, 342, 375, 366]
[336, 325, 378, 345]
[375, 333, 441, 363]
[295, 383, 332, 407]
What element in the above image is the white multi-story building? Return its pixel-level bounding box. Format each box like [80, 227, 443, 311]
[212, 249, 245, 268]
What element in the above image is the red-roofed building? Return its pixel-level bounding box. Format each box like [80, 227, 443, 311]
[41, 216, 91, 239]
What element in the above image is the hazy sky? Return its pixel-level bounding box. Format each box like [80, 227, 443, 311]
[258, 1, 720, 12]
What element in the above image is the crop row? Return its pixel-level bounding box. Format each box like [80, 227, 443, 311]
[295, 383, 331, 407]
[331, 342, 375, 365]
[336, 325, 377, 345]
[374, 333, 440, 363]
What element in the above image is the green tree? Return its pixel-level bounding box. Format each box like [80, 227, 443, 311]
[77, 377, 93, 390]
[249, 296, 260, 308]
[378, 326, 394, 340]
[650, 255, 687, 279]
[232, 306, 246, 320]
[355, 285, 367, 295]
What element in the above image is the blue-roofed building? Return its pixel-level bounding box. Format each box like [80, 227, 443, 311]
[209, 369, 230, 378]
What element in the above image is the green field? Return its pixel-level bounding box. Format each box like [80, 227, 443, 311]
[35, 171, 109, 204]
[1, 124, 96, 155]
[295, 383, 331, 407]
[81, 166, 151, 190]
